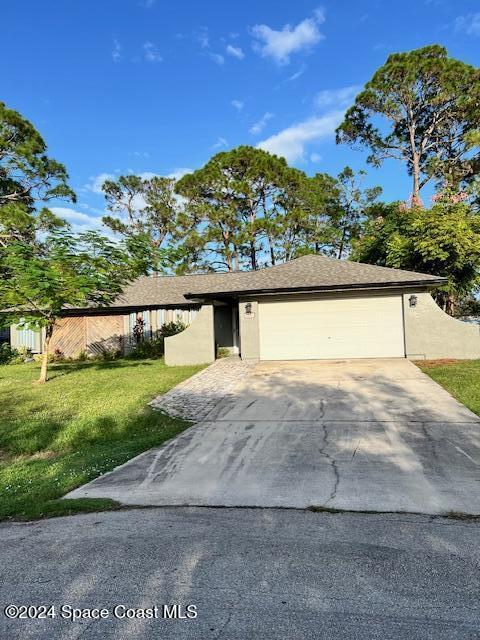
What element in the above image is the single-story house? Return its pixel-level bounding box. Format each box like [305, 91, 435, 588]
[9, 254, 480, 363]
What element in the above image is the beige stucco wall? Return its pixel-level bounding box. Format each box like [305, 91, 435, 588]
[403, 292, 480, 360]
[164, 303, 215, 366]
[238, 300, 260, 361]
[237, 290, 480, 362]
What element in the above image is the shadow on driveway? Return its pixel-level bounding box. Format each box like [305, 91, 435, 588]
[66, 359, 480, 515]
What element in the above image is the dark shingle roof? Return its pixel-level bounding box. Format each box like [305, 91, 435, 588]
[185, 254, 445, 297]
[106, 255, 444, 308]
[112, 272, 234, 307]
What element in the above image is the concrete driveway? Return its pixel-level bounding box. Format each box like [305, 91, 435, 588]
[67, 359, 480, 515]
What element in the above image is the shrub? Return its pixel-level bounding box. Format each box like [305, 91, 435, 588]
[0, 343, 19, 365]
[7, 346, 34, 365]
[160, 321, 187, 337]
[128, 336, 165, 359]
[128, 321, 187, 360]
[91, 347, 122, 362]
[48, 348, 65, 363]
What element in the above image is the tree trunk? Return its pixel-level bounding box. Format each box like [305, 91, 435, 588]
[38, 320, 54, 384]
[337, 226, 347, 260]
[250, 241, 257, 270]
[412, 154, 421, 206]
[268, 237, 276, 266]
[446, 294, 455, 317]
[233, 247, 239, 272]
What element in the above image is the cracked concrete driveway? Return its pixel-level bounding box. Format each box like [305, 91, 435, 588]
[67, 359, 480, 515]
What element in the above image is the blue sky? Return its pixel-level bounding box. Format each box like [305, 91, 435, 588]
[2, 0, 479, 231]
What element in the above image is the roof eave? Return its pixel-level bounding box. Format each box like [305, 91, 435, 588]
[185, 278, 447, 300]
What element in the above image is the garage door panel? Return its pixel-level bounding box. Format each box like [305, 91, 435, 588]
[258, 296, 404, 360]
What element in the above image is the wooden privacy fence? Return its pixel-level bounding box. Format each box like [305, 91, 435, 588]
[49, 315, 125, 357]
[11, 307, 199, 357]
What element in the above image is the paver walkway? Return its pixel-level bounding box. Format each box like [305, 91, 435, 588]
[149, 356, 254, 421]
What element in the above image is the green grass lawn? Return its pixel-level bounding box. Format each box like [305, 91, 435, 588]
[417, 359, 480, 417]
[0, 358, 204, 521]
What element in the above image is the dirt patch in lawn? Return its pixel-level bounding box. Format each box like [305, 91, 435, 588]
[415, 359, 461, 369]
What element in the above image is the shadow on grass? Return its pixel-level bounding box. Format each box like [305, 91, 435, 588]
[46, 358, 156, 376]
[0, 359, 158, 386]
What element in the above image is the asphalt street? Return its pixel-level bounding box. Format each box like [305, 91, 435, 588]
[1, 507, 479, 639]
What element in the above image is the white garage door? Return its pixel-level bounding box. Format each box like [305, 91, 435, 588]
[258, 295, 405, 360]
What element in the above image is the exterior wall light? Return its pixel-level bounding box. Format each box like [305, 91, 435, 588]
[245, 302, 252, 315]
[409, 295, 418, 308]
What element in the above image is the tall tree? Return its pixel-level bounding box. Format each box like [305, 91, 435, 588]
[334, 167, 381, 259]
[352, 199, 480, 315]
[0, 101, 75, 210]
[101, 174, 179, 271]
[176, 146, 341, 270]
[0, 101, 75, 251]
[175, 158, 244, 271]
[265, 172, 340, 263]
[336, 45, 480, 204]
[176, 146, 292, 271]
[0, 226, 142, 383]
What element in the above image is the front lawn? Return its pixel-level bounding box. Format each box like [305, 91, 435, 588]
[0, 358, 204, 520]
[417, 359, 480, 417]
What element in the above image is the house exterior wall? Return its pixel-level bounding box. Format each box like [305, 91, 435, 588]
[403, 292, 480, 360]
[10, 306, 199, 357]
[238, 300, 260, 360]
[238, 290, 480, 362]
[164, 304, 215, 366]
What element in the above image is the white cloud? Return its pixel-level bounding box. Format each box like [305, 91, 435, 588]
[112, 39, 122, 63]
[212, 137, 228, 150]
[196, 27, 210, 49]
[137, 171, 157, 180]
[249, 112, 274, 135]
[226, 44, 245, 59]
[287, 66, 306, 81]
[85, 173, 116, 194]
[166, 167, 192, 181]
[50, 207, 104, 233]
[310, 152, 322, 162]
[455, 13, 480, 36]
[315, 85, 360, 109]
[257, 109, 343, 163]
[251, 8, 325, 65]
[143, 41, 162, 62]
[141, 0, 155, 7]
[231, 99, 244, 111]
[208, 52, 225, 65]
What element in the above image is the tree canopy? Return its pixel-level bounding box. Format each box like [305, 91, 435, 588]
[1, 224, 143, 382]
[0, 101, 75, 210]
[336, 45, 480, 203]
[175, 146, 341, 271]
[0, 101, 145, 382]
[101, 174, 180, 272]
[352, 198, 480, 314]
